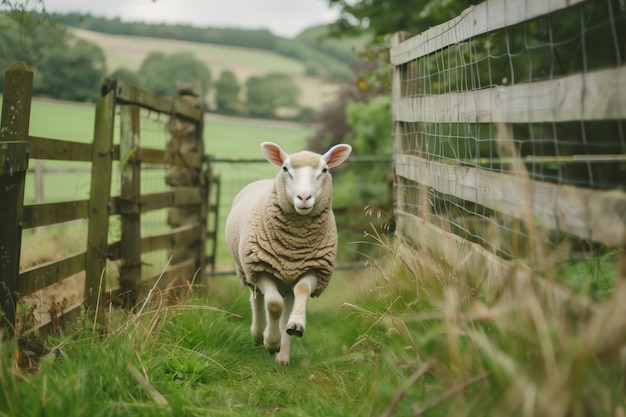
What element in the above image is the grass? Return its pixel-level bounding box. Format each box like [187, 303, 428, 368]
[4, 231, 623, 417]
[1, 268, 394, 417]
[4, 96, 625, 417]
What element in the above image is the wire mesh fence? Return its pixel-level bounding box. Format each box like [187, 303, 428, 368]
[391, 0, 625, 287]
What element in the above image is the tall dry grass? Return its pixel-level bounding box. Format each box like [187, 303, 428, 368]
[351, 230, 626, 417]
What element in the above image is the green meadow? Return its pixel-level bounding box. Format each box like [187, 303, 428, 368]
[2, 98, 624, 417]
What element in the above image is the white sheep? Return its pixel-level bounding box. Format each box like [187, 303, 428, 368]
[225, 141, 352, 365]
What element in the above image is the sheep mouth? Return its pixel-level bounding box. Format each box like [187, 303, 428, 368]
[294, 205, 314, 215]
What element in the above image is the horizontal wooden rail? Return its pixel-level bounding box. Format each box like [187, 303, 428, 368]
[141, 258, 199, 292]
[390, 0, 588, 65]
[126, 147, 204, 168]
[29, 300, 84, 335]
[142, 223, 201, 254]
[140, 188, 202, 212]
[22, 200, 89, 229]
[109, 188, 203, 215]
[106, 223, 201, 260]
[395, 153, 626, 248]
[18, 252, 86, 295]
[101, 78, 204, 121]
[392, 66, 626, 124]
[28, 136, 92, 161]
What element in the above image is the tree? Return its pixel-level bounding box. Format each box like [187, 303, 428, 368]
[37, 38, 106, 102]
[245, 72, 300, 118]
[213, 70, 240, 114]
[109, 66, 140, 86]
[138, 51, 211, 98]
[327, 0, 478, 39]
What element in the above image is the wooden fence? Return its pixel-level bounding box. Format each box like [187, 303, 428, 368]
[390, 0, 626, 282]
[0, 62, 218, 334]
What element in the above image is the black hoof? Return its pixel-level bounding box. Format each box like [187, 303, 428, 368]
[286, 324, 304, 337]
[268, 347, 280, 355]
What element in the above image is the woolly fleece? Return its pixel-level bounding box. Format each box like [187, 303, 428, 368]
[225, 152, 337, 298]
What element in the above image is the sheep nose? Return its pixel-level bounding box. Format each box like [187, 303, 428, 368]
[297, 193, 312, 202]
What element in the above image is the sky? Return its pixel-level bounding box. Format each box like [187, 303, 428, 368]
[41, 0, 342, 38]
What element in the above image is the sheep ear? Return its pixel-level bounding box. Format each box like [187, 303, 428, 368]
[261, 142, 288, 167]
[323, 144, 352, 168]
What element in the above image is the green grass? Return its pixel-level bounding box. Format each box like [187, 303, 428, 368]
[1, 269, 399, 417]
[5, 97, 624, 417]
[5, 233, 623, 417]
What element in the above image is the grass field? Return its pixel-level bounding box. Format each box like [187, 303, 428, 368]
[3, 95, 625, 417]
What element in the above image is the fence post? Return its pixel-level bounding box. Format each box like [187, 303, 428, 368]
[0, 62, 32, 333]
[119, 104, 142, 306]
[84, 86, 116, 320]
[390, 32, 422, 218]
[166, 80, 206, 289]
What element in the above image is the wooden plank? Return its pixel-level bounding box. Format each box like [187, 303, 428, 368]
[395, 210, 588, 307]
[110, 189, 202, 215]
[28, 136, 92, 161]
[18, 252, 85, 295]
[140, 188, 202, 212]
[173, 187, 203, 206]
[136, 258, 198, 302]
[131, 147, 204, 168]
[84, 89, 116, 309]
[105, 224, 201, 261]
[392, 66, 626, 124]
[0, 62, 32, 332]
[119, 104, 142, 306]
[395, 154, 626, 248]
[28, 301, 83, 336]
[101, 78, 203, 121]
[142, 224, 201, 254]
[22, 200, 89, 229]
[139, 191, 176, 212]
[390, 0, 590, 65]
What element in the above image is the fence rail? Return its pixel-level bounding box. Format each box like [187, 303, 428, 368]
[391, 0, 626, 282]
[0, 63, 217, 335]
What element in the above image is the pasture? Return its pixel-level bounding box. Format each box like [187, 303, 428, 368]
[2, 94, 624, 416]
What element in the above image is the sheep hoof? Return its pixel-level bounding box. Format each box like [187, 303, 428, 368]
[286, 323, 304, 337]
[268, 347, 280, 355]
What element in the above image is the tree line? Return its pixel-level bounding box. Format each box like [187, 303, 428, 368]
[62, 13, 362, 81]
[0, 12, 318, 119]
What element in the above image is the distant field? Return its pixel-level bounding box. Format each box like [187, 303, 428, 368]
[18, 97, 312, 201]
[9, 97, 313, 268]
[70, 27, 342, 111]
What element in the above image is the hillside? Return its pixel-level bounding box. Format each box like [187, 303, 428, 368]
[69, 27, 344, 111]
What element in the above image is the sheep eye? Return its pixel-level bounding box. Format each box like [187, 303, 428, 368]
[322, 168, 328, 174]
[282, 166, 288, 173]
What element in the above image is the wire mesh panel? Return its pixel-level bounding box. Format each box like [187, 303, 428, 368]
[391, 0, 626, 281]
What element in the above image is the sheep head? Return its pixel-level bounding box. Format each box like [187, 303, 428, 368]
[261, 142, 352, 215]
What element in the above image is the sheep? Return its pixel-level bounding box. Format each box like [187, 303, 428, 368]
[225, 141, 352, 365]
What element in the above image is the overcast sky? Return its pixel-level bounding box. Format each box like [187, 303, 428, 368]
[41, 0, 341, 38]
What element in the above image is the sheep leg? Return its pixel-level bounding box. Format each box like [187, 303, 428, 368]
[286, 274, 318, 338]
[254, 276, 283, 355]
[249, 288, 265, 346]
[276, 294, 294, 365]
